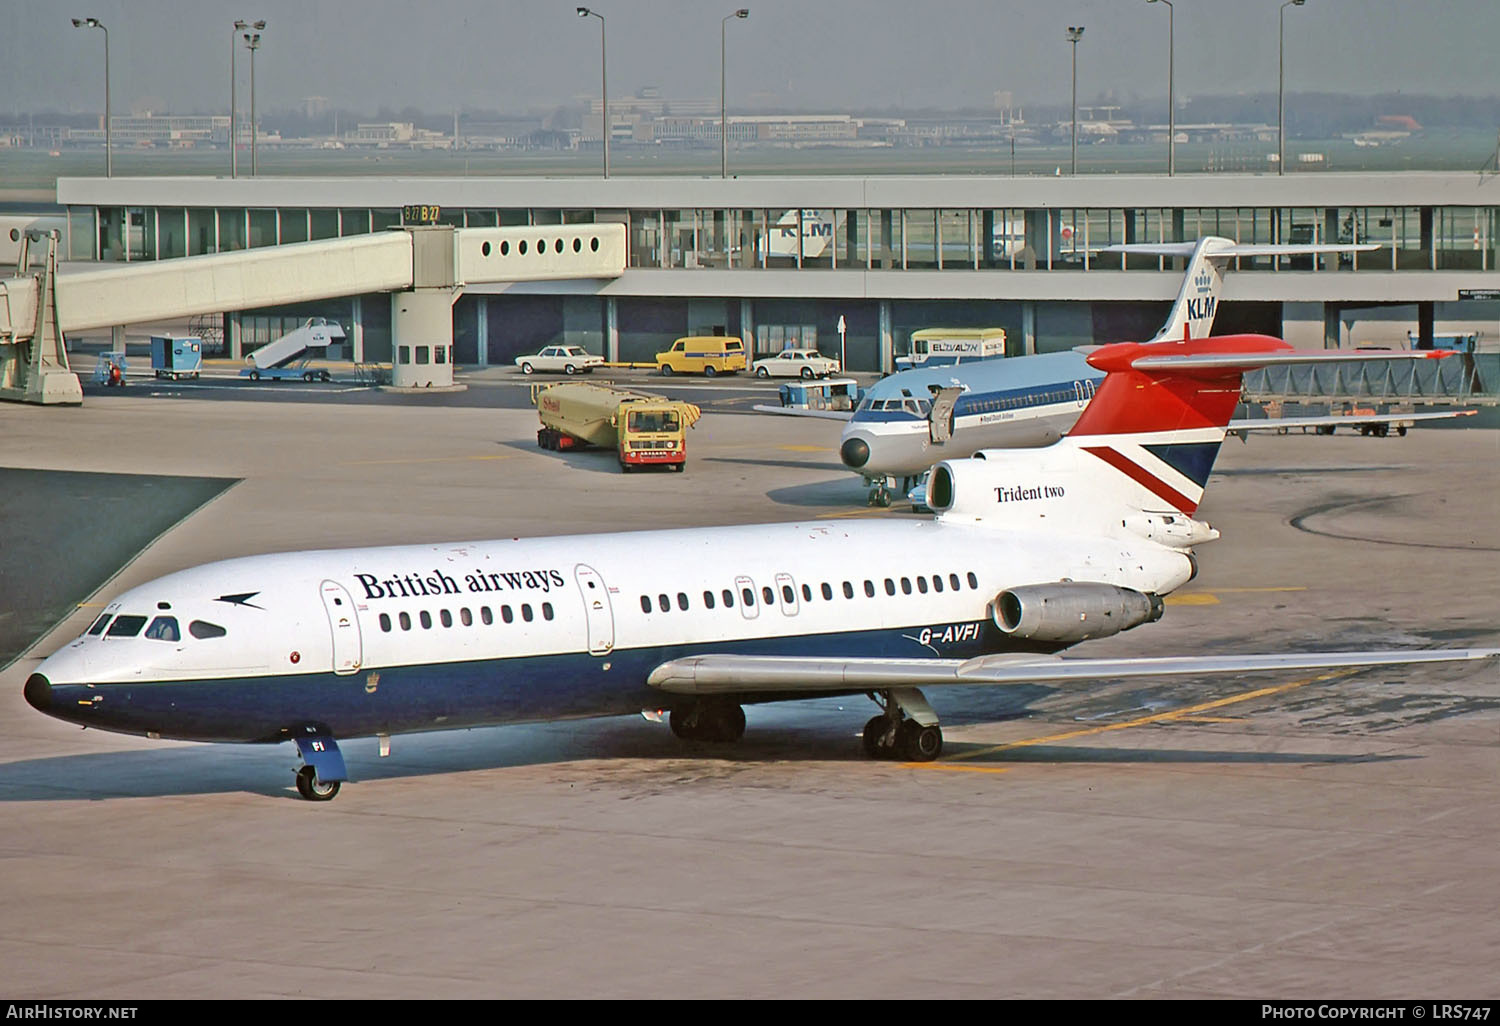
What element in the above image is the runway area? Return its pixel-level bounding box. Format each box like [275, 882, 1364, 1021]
[0, 377, 1496, 999]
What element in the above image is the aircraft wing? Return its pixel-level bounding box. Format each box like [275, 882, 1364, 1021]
[647, 648, 1498, 696]
[1229, 409, 1477, 434]
[751, 404, 854, 421]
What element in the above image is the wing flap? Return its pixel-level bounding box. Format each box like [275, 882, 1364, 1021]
[648, 649, 1498, 696]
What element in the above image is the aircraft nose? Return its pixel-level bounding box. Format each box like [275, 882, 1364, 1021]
[24, 673, 51, 713]
[840, 436, 871, 469]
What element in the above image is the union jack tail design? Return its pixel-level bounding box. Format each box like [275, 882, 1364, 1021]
[1064, 334, 1291, 514]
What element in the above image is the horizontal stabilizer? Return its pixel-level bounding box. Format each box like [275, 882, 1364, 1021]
[647, 648, 1497, 695]
[1131, 348, 1455, 374]
[1098, 241, 1381, 257]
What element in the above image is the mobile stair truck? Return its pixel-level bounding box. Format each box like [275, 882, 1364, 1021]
[532, 382, 701, 472]
[239, 317, 345, 382]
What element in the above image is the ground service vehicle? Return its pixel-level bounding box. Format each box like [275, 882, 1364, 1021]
[150, 336, 203, 380]
[534, 382, 702, 472]
[654, 336, 746, 376]
[894, 328, 1007, 371]
[515, 344, 605, 375]
[752, 348, 841, 379]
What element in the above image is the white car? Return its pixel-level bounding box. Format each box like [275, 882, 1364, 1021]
[515, 345, 604, 375]
[751, 348, 841, 379]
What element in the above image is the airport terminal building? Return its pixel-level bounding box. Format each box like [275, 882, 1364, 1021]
[55, 172, 1500, 370]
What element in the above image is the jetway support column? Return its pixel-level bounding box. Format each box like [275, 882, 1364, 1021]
[878, 300, 892, 374]
[1324, 304, 1342, 349]
[475, 297, 489, 367]
[1021, 302, 1037, 356]
[390, 226, 457, 389]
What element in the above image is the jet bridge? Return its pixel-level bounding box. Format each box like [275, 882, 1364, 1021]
[0, 222, 626, 402]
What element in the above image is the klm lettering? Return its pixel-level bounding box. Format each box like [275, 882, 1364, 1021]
[994, 483, 1065, 503]
[356, 567, 566, 600]
[1186, 295, 1216, 321]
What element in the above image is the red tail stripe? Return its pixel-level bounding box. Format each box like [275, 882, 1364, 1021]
[1082, 445, 1198, 514]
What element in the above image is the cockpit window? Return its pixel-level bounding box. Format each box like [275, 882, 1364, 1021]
[87, 614, 112, 636]
[189, 620, 227, 640]
[105, 615, 147, 638]
[144, 616, 180, 642]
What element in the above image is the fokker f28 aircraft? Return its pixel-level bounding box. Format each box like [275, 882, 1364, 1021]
[837, 237, 1466, 505]
[25, 334, 1493, 800]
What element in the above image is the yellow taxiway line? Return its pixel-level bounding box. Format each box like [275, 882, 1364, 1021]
[902, 667, 1358, 769]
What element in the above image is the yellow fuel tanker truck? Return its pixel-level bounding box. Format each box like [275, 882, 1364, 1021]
[532, 382, 702, 472]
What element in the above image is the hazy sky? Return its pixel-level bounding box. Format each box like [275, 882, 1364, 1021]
[6, 0, 1498, 117]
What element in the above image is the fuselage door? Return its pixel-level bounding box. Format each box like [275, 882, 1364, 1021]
[735, 574, 759, 620]
[320, 580, 363, 676]
[574, 563, 615, 656]
[928, 386, 963, 443]
[774, 573, 800, 616]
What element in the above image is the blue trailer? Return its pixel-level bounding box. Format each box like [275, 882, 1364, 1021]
[150, 336, 203, 380]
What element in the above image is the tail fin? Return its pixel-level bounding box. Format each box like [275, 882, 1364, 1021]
[1065, 334, 1290, 513]
[928, 337, 1454, 525]
[1099, 236, 1381, 343]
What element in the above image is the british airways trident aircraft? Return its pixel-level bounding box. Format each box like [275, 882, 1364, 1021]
[25, 333, 1491, 800]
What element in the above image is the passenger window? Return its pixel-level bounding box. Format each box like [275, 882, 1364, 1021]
[842, 582, 854, 599]
[802, 584, 812, 602]
[703, 590, 716, 610]
[521, 604, 534, 622]
[822, 583, 833, 600]
[87, 614, 112, 636]
[481, 607, 493, 625]
[677, 593, 689, 611]
[722, 589, 735, 608]
[762, 586, 774, 605]
[658, 594, 670, 613]
[106, 615, 147, 638]
[949, 573, 961, 591]
[967, 572, 979, 589]
[864, 580, 875, 597]
[932, 575, 943, 593]
[144, 617, 179, 641]
[916, 577, 928, 594]
[379, 614, 392, 633]
[900, 578, 912, 595]
[641, 596, 652, 613]
[502, 605, 514, 624]
[884, 579, 896, 596]
[440, 609, 453, 628]
[542, 602, 554, 621]
[461, 608, 473, 626]
[189, 620, 227, 639]
[399, 612, 412, 630]
[742, 587, 755, 606]
[782, 585, 795, 603]
[419, 611, 432, 629]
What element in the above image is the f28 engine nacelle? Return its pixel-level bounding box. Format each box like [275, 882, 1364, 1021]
[993, 582, 1164, 644]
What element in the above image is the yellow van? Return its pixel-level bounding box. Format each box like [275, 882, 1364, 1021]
[654, 336, 747, 377]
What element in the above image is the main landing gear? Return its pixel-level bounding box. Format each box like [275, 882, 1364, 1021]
[292, 733, 348, 801]
[861, 687, 943, 762]
[669, 699, 747, 743]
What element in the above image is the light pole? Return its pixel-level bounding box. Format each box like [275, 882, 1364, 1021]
[1278, 0, 1305, 176]
[243, 31, 261, 176]
[721, 8, 748, 178]
[70, 17, 110, 177]
[577, 7, 608, 178]
[230, 19, 265, 178]
[1066, 26, 1084, 175]
[1148, 0, 1173, 175]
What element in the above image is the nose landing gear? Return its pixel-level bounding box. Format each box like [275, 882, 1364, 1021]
[292, 733, 347, 801]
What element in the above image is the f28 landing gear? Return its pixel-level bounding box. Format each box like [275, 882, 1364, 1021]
[292, 733, 348, 802]
[669, 700, 747, 743]
[867, 483, 892, 507]
[862, 688, 943, 762]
